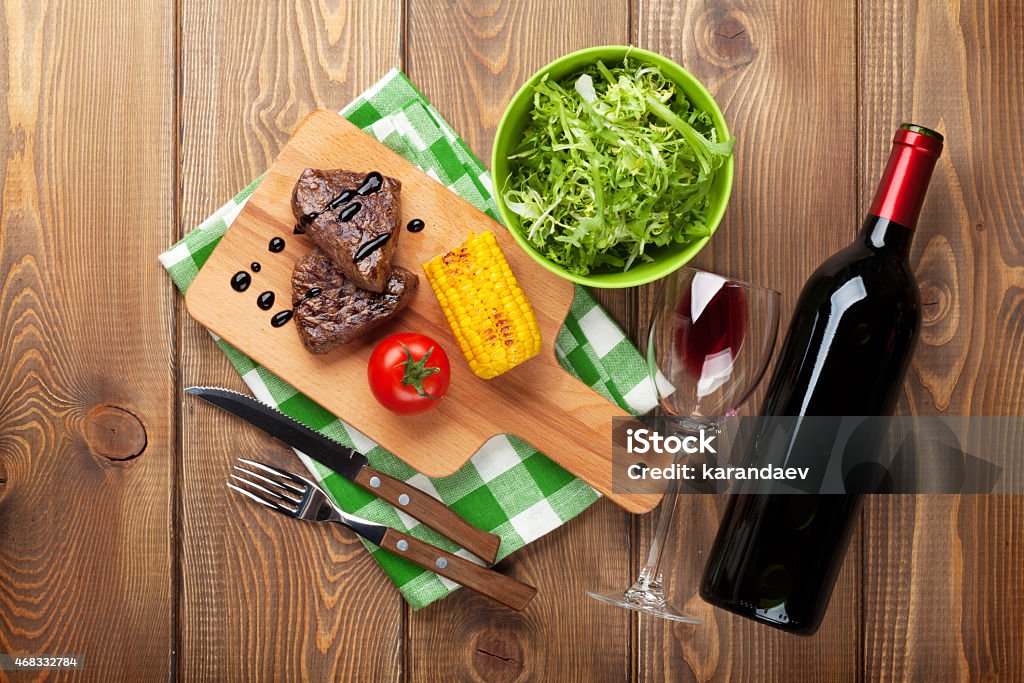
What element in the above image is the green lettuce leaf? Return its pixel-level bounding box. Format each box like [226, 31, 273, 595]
[502, 58, 734, 276]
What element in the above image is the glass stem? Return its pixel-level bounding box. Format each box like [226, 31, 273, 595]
[626, 422, 716, 602]
[637, 475, 681, 588]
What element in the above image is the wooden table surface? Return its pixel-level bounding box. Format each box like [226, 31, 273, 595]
[1, 1, 1022, 681]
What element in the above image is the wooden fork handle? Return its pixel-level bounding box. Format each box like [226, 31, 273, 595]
[379, 528, 537, 611]
[354, 467, 502, 564]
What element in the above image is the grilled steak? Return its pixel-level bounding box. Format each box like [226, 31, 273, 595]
[292, 168, 402, 293]
[292, 247, 418, 354]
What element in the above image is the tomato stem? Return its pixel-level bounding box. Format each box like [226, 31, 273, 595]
[398, 343, 441, 399]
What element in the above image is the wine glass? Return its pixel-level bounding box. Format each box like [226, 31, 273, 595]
[588, 267, 781, 621]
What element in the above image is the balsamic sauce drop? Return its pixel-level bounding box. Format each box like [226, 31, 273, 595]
[257, 291, 275, 310]
[269, 237, 286, 253]
[250, 262, 261, 272]
[271, 310, 293, 327]
[407, 219, 425, 233]
[354, 233, 392, 263]
[357, 171, 383, 196]
[339, 203, 361, 222]
[231, 271, 251, 292]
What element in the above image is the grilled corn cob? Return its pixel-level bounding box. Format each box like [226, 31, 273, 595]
[423, 231, 542, 379]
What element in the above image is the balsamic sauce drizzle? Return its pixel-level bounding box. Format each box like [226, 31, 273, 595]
[231, 271, 251, 292]
[250, 262, 261, 272]
[293, 222, 306, 234]
[270, 310, 293, 327]
[326, 189, 355, 210]
[269, 237, 286, 253]
[306, 171, 382, 221]
[356, 171, 383, 196]
[256, 291, 275, 310]
[406, 219, 425, 233]
[354, 233, 392, 263]
[294, 287, 322, 306]
[339, 202, 361, 222]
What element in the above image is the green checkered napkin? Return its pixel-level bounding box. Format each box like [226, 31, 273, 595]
[160, 69, 658, 609]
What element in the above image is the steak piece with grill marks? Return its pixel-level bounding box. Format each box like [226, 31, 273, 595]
[292, 168, 402, 293]
[291, 247, 418, 355]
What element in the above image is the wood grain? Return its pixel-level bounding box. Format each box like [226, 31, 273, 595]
[859, 0, 1024, 680]
[0, 0, 176, 680]
[404, 1, 635, 681]
[633, 0, 862, 680]
[184, 111, 657, 512]
[0, 0, 1020, 680]
[177, 2, 405, 681]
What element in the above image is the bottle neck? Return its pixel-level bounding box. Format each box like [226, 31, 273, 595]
[860, 214, 914, 257]
[866, 124, 943, 231]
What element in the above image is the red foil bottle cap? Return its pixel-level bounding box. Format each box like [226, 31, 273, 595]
[867, 123, 944, 229]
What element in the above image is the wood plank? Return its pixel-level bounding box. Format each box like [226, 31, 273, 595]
[859, 0, 1024, 680]
[404, 1, 636, 681]
[0, 0, 176, 680]
[177, 2, 405, 681]
[633, 0, 861, 679]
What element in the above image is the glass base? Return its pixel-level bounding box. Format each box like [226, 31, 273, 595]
[587, 589, 701, 624]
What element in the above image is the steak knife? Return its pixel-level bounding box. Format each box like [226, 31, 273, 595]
[186, 386, 502, 564]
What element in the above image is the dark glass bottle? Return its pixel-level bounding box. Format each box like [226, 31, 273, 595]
[699, 124, 944, 635]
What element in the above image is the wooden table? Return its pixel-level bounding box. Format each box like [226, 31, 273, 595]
[1, 1, 1021, 680]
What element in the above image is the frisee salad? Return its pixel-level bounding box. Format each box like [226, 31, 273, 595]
[502, 59, 734, 276]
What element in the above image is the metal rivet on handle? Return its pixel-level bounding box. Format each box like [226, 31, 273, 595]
[398, 493, 410, 505]
[436, 558, 448, 569]
[396, 540, 409, 551]
[369, 476, 381, 488]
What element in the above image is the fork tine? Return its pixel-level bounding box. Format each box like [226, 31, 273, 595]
[227, 482, 295, 515]
[238, 457, 310, 492]
[231, 465, 303, 504]
[229, 473, 299, 511]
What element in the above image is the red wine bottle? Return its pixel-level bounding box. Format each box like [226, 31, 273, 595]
[699, 124, 944, 635]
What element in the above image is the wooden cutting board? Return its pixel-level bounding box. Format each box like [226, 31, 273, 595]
[186, 110, 660, 514]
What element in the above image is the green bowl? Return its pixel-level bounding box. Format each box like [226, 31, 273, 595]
[491, 45, 734, 289]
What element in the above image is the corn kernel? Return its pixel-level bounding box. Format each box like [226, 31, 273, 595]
[423, 231, 542, 379]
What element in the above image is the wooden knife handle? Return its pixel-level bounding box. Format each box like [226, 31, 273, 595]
[379, 528, 537, 611]
[354, 467, 502, 564]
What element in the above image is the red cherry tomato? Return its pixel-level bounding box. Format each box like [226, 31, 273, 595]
[368, 333, 451, 415]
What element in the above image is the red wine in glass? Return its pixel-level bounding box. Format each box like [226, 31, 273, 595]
[675, 274, 747, 394]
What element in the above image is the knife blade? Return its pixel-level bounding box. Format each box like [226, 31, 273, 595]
[186, 386, 502, 564]
[187, 386, 367, 479]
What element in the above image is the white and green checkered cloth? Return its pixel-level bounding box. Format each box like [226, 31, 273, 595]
[160, 69, 657, 609]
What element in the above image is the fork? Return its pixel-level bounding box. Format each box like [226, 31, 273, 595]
[227, 458, 537, 611]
